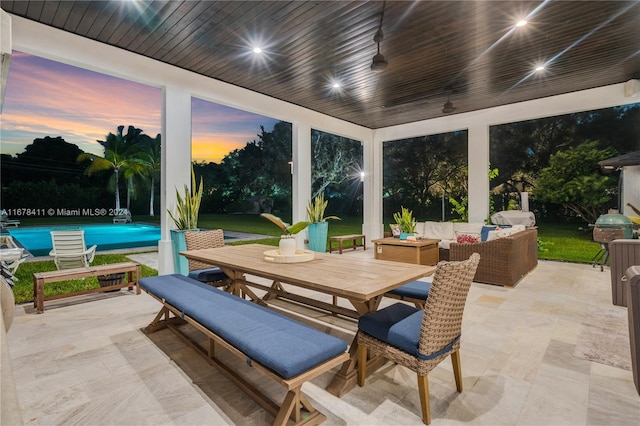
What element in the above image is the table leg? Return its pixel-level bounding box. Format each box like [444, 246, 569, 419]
[326, 296, 384, 397]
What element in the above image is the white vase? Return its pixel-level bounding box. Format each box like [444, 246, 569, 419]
[279, 235, 297, 256]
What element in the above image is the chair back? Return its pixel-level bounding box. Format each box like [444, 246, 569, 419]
[418, 253, 480, 357]
[184, 229, 225, 271]
[113, 209, 132, 223]
[50, 230, 91, 269]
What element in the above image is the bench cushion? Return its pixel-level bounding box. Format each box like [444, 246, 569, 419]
[140, 274, 347, 379]
[387, 280, 432, 300]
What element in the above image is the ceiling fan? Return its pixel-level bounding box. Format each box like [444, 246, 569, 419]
[371, 2, 387, 72]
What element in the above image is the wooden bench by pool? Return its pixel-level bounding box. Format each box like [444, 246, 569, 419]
[139, 274, 349, 426]
[33, 262, 140, 314]
[328, 234, 366, 254]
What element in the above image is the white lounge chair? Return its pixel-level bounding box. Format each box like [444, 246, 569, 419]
[49, 230, 97, 270]
[0, 210, 20, 228]
[0, 236, 28, 275]
[113, 209, 132, 224]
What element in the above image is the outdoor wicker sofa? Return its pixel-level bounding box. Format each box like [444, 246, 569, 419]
[441, 227, 538, 287]
[414, 220, 538, 287]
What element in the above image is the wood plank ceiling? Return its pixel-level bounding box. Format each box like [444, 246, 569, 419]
[2, 1, 639, 129]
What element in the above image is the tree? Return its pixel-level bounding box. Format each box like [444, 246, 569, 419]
[138, 133, 161, 216]
[533, 141, 618, 223]
[383, 131, 468, 219]
[77, 125, 146, 211]
[9, 136, 86, 184]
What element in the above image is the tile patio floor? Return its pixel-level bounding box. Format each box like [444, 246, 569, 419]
[5, 248, 640, 425]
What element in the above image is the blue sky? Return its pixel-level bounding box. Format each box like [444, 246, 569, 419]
[1, 51, 278, 163]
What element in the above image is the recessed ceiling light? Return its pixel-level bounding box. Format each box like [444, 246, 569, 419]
[332, 83, 341, 89]
[252, 47, 262, 54]
[516, 20, 528, 27]
[535, 65, 545, 71]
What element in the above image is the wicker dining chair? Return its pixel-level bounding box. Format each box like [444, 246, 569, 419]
[357, 253, 480, 425]
[183, 229, 230, 288]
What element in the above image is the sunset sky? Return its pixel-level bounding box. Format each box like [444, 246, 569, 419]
[1, 51, 278, 164]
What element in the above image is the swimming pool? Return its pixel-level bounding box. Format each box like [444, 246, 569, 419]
[7, 223, 161, 257]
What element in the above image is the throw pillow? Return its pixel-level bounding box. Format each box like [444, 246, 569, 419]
[480, 225, 497, 242]
[455, 232, 480, 244]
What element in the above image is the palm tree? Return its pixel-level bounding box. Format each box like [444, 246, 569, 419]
[138, 134, 161, 216]
[77, 125, 145, 211]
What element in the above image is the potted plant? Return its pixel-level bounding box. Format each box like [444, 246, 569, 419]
[393, 206, 416, 240]
[306, 194, 341, 252]
[168, 166, 203, 274]
[260, 213, 310, 256]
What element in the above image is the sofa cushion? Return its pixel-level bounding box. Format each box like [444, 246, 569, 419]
[497, 224, 526, 238]
[422, 221, 455, 240]
[452, 222, 484, 235]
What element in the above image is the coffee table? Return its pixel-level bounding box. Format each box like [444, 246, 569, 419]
[372, 237, 440, 265]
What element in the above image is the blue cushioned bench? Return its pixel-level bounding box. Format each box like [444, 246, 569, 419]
[140, 274, 349, 425]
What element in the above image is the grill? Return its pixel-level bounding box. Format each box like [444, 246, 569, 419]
[591, 212, 634, 271]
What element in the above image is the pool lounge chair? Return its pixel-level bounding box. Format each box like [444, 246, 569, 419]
[49, 230, 97, 270]
[0, 210, 20, 228]
[113, 209, 132, 224]
[0, 236, 28, 275]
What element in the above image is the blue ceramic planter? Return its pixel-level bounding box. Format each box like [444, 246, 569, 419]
[307, 222, 329, 252]
[170, 229, 195, 275]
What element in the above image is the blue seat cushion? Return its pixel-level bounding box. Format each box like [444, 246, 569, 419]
[359, 303, 460, 360]
[188, 267, 227, 283]
[359, 303, 421, 354]
[140, 274, 348, 379]
[387, 280, 432, 300]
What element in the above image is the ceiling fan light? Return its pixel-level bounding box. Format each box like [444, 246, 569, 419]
[442, 100, 455, 114]
[371, 52, 388, 72]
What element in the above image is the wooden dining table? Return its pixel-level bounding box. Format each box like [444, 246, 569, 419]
[181, 243, 436, 397]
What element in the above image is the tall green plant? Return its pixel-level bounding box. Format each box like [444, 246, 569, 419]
[168, 167, 203, 230]
[393, 206, 416, 233]
[306, 193, 341, 223]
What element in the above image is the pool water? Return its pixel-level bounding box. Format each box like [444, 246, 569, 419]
[7, 223, 161, 256]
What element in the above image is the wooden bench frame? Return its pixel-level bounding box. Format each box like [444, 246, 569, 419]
[328, 234, 366, 254]
[33, 262, 140, 314]
[142, 291, 349, 426]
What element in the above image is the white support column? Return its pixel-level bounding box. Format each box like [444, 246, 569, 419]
[292, 122, 311, 248]
[467, 123, 490, 223]
[368, 131, 384, 239]
[158, 85, 192, 274]
[623, 166, 640, 217]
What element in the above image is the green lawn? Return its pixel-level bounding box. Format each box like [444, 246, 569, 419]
[536, 222, 599, 263]
[8, 215, 601, 305]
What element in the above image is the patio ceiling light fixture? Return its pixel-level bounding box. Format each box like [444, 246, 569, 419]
[370, 2, 387, 72]
[442, 87, 455, 114]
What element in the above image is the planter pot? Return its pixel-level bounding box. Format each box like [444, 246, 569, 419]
[170, 229, 198, 275]
[307, 222, 329, 252]
[399, 232, 414, 241]
[97, 272, 125, 292]
[279, 235, 297, 256]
